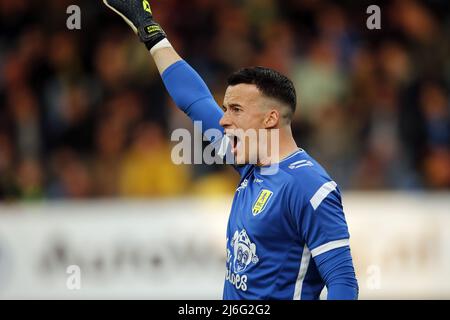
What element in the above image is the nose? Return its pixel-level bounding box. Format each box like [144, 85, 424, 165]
[219, 112, 232, 128]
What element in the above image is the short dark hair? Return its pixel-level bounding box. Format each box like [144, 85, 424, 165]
[227, 66, 297, 122]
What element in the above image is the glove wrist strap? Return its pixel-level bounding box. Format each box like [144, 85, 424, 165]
[138, 21, 167, 51]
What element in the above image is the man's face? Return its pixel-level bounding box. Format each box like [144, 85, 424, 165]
[220, 84, 272, 165]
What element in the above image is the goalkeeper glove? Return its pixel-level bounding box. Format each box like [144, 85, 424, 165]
[103, 0, 167, 50]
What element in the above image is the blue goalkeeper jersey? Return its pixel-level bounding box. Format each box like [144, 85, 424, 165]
[160, 60, 356, 300]
[223, 149, 351, 300]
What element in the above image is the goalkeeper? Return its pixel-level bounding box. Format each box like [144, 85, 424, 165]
[103, 0, 359, 300]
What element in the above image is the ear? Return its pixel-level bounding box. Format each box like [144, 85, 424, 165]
[263, 109, 280, 129]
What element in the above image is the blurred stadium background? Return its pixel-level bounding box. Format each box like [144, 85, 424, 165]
[0, 0, 449, 299]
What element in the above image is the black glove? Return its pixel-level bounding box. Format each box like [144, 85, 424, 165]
[103, 0, 167, 50]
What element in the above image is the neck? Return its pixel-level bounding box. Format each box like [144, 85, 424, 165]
[257, 126, 299, 166]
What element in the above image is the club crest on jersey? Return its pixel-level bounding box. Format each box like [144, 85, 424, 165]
[252, 189, 273, 216]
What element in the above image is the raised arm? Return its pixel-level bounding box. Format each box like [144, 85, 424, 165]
[102, 0, 225, 139]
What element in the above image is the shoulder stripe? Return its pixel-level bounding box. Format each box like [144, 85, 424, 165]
[288, 160, 314, 169]
[310, 181, 337, 210]
[310, 239, 350, 258]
